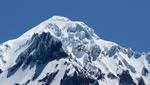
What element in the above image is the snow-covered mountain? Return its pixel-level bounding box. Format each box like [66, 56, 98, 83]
[0, 16, 150, 85]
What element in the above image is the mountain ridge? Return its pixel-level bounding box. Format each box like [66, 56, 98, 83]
[0, 16, 150, 85]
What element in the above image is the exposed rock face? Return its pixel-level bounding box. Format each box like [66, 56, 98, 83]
[107, 45, 119, 57]
[5, 32, 101, 85]
[117, 70, 136, 85]
[141, 67, 149, 76]
[138, 77, 145, 85]
[38, 71, 59, 85]
[0, 69, 2, 74]
[7, 32, 68, 78]
[60, 71, 99, 85]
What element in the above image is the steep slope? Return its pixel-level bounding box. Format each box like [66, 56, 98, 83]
[0, 16, 150, 85]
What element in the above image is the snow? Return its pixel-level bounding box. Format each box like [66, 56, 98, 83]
[0, 16, 150, 85]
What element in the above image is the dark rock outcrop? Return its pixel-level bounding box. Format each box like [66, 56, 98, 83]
[38, 70, 59, 85]
[7, 32, 68, 78]
[138, 77, 145, 85]
[117, 70, 136, 85]
[60, 71, 99, 85]
[107, 45, 119, 57]
[107, 73, 117, 79]
[0, 69, 2, 74]
[141, 67, 149, 76]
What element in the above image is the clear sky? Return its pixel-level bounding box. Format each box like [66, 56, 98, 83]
[0, 0, 150, 52]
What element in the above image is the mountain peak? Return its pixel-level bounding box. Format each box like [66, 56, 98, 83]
[49, 16, 70, 21]
[19, 16, 98, 41]
[0, 16, 150, 85]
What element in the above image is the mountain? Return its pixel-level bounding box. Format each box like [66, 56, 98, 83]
[0, 16, 150, 85]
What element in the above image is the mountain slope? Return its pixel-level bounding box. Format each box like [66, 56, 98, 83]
[0, 16, 150, 85]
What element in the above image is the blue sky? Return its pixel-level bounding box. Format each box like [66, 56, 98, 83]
[0, 0, 150, 52]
